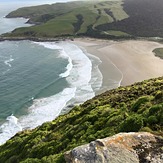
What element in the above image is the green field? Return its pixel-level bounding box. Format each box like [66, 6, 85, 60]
[3, 0, 163, 38]
[4, 0, 129, 38]
[101, 30, 130, 36]
[153, 48, 163, 59]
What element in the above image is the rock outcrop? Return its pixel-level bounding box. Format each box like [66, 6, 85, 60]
[64, 132, 163, 163]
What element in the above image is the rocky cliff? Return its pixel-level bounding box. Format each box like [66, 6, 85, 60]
[65, 132, 163, 163]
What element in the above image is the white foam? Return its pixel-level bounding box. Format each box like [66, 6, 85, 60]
[58, 42, 95, 103]
[4, 55, 14, 68]
[19, 87, 76, 130]
[2, 55, 14, 75]
[0, 115, 22, 145]
[34, 42, 62, 50]
[33, 41, 103, 104]
[0, 87, 76, 145]
[0, 41, 103, 145]
[33, 42, 73, 78]
[34, 42, 96, 102]
[59, 49, 73, 78]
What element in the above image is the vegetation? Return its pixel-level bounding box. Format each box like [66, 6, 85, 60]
[97, 0, 163, 37]
[2, 0, 163, 39]
[153, 48, 163, 59]
[0, 0, 163, 162]
[0, 76, 162, 162]
[3, 0, 130, 38]
[101, 30, 130, 36]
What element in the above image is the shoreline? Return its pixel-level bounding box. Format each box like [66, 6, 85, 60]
[0, 40, 99, 145]
[1, 36, 163, 92]
[72, 38, 163, 91]
[1, 37, 163, 145]
[0, 36, 72, 42]
[74, 40, 123, 94]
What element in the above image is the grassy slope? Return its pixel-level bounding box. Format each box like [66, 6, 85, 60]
[3, 0, 163, 38]
[0, 77, 162, 163]
[96, 0, 163, 37]
[153, 48, 163, 59]
[6, 2, 86, 19]
[3, 0, 129, 38]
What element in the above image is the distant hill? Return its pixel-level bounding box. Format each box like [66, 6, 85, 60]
[2, 0, 130, 38]
[0, 76, 162, 162]
[2, 0, 163, 39]
[97, 0, 163, 37]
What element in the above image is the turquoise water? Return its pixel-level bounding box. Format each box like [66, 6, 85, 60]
[0, 40, 103, 144]
[0, 41, 68, 122]
[0, 1, 103, 144]
[0, 0, 123, 145]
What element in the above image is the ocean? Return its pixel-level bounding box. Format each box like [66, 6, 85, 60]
[0, 0, 103, 145]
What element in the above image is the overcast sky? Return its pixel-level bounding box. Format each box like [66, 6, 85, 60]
[0, 0, 82, 12]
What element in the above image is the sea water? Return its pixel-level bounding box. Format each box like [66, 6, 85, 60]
[0, 0, 103, 145]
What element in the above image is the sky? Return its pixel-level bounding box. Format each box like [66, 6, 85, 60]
[0, 0, 81, 11]
[0, 0, 79, 3]
[0, 0, 81, 6]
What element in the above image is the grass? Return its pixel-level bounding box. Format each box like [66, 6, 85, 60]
[93, 15, 113, 28]
[77, 9, 98, 33]
[109, 1, 129, 21]
[4, 0, 129, 38]
[4, 0, 163, 38]
[90, 1, 128, 28]
[101, 30, 130, 36]
[96, 0, 163, 37]
[11, 12, 78, 37]
[153, 48, 163, 59]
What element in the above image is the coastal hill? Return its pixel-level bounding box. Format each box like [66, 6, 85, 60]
[0, 76, 162, 162]
[0, 0, 163, 162]
[3, 0, 163, 39]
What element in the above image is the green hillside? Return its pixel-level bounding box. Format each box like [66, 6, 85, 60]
[153, 48, 163, 59]
[3, 0, 163, 39]
[97, 0, 163, 37]
[3, 0, 129, 38]
[0, 76, 162, 163]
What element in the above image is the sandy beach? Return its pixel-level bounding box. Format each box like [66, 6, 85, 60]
[73, 38, 163, 92]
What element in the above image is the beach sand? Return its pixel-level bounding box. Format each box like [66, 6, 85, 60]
[73, 38, 163, 92]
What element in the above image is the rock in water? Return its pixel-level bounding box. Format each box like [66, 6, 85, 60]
[64, 132, 163, 163]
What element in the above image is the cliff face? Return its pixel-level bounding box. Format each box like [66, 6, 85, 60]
[65, 132, 163, 163]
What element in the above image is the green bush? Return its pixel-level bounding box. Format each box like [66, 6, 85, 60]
[131, 96, 151, 112]
[149, 104, 162, 116]
[119, 115, 144, 132]
[154, 90, 163, 100]
[0, 76, 162, 162]
[7, 155, 19, 163]
[21, 158, 41, 163]
[140, 127, 153, 132]
[147, 116, 158, 125]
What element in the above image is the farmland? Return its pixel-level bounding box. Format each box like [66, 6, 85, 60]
[4, 0, 129, 38]
[2, 0, 163, 39]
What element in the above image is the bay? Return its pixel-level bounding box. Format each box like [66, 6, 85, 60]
[0, 0, 103, 145]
